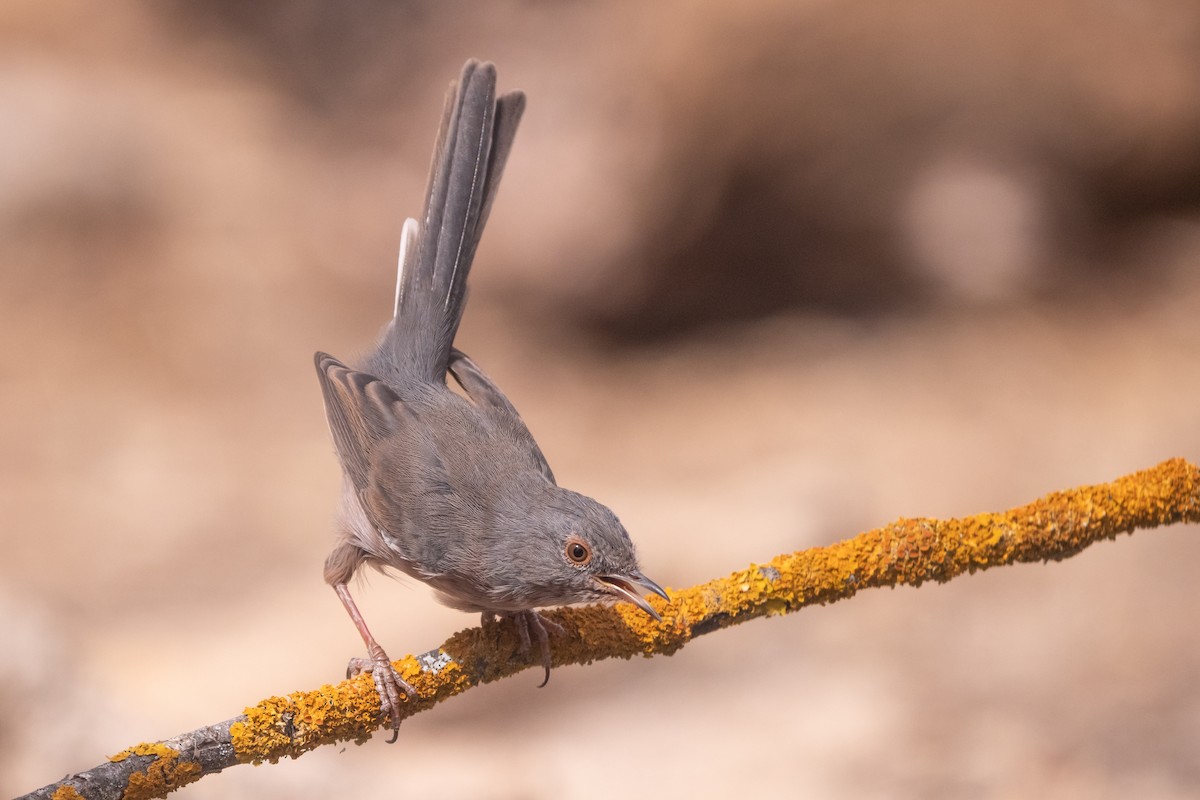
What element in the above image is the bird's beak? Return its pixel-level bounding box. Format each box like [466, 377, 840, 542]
[595, 572, 670, 621]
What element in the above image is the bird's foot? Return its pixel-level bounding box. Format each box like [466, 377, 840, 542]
[346, 642, 415, 743]
[484, 610, 564, 687]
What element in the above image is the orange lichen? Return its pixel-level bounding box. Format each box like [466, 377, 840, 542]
[598, 458, 1200, 649]
[50, 786, 85, 800]
[107, 742, 203, 800]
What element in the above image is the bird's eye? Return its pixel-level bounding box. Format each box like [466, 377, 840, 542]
[564, 535, 592, 566]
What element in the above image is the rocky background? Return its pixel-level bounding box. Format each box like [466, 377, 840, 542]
[4, 1, 1200, 797]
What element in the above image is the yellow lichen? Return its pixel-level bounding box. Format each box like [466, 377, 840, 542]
[107, 742, 202, 800]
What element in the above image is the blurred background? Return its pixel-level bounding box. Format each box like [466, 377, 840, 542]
[4, 1, 1200, 797]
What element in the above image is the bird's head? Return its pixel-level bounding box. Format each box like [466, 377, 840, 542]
[492, 487, 668, 618]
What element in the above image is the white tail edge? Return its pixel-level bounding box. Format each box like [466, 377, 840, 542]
[394, 217, 419, 318]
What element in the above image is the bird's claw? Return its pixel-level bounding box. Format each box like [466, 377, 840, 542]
[346, 645, 415, 743]
[503, 610, 563, 688]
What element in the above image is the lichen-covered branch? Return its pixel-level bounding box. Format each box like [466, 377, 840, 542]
[21, 458, 1200, 800]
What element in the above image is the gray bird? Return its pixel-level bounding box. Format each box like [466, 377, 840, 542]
[314, 59, 667, 739]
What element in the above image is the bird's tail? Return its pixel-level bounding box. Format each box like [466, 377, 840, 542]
[370, 59, 524, 384]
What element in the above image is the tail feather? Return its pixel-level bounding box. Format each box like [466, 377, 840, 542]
[427, 61, 494, 312]
[472, 91, 526, 269]
[378, 60, 524, 383]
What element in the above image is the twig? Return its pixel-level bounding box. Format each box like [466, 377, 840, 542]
[19, 458, 1199, 800]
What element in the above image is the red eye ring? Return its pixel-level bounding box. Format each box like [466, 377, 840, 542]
[564, 535, 592, 566]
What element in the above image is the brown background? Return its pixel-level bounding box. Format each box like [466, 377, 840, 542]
[4, 1, 1200, 797]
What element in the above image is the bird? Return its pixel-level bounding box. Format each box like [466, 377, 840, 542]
[313, 59, 668, 740]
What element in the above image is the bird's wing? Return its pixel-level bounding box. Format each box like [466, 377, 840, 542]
[447, 348, 556, 485]
[313, 352, 411, 492]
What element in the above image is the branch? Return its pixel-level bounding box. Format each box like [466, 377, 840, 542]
[21, 458, 1200, 800]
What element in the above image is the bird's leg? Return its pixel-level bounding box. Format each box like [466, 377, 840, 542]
[334, 583, 415, 742]
[512, 610, 533, 653]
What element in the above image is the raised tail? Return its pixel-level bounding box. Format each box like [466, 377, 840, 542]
[372, 59, 525, 384]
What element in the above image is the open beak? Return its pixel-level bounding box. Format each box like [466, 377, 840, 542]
[595, 573, 670, 621]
